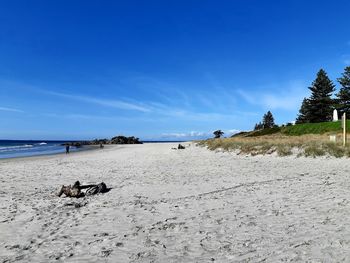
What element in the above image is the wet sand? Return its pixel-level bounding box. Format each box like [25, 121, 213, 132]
[1, 143, 350, 262]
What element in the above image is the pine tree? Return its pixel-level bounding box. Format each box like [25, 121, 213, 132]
[336, 66, 350, 113]
[306, 69, 335, 123]
[213, 130, 224, 138]
[254, 122, 263, 130]
[262, 111, 275, 129]
[296, 98, 311, 124]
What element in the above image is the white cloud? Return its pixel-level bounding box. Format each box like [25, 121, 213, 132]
[161, 131, 211, 138]
[45, 90, 151, 112]
[161, 133, 188, 138]
[226, 129, 240, 135]
[160, 129, 240, 139]
[0, 106, 23, 113]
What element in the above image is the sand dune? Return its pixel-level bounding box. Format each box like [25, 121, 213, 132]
[1, 143, 350, 262]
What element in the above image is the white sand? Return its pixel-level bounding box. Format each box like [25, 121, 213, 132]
[1, 143, 350, 262]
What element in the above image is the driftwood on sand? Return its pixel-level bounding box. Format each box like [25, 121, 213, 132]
[57, 181, 109, 198]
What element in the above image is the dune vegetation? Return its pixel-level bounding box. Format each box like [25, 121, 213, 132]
[245, 120, 350, 137]
[198, 121, 350, 158]
[200, 67, 350, 158]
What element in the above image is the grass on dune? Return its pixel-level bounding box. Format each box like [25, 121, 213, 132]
[281, 121, 350, 136]
[242, 121, 350, 137]
[246, 126, 281, 137]
[198, 133, 350, 158]
[199, 120, 350, 157]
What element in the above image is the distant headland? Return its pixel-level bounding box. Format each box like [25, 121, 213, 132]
[65, 135, 142, 147]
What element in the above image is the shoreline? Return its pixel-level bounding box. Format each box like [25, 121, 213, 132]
[0, 143, 183, 163]
[0, 144, 101, 162]
[0, 141, 190, 161]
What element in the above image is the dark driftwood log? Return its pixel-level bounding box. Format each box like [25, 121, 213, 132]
[79, 184, 97, 189]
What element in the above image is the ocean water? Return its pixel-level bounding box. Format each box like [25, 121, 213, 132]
[0, 140, 81, 159]
[0, 140, 187, 159]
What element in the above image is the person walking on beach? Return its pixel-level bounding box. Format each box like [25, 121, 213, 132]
[65, 145, 70, 154]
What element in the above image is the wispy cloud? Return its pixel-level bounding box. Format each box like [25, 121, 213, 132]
[42, 113, 116, 120]
[0, 79, 258, 126]
[36, 88, 248, 123]
[0, 106, 23, 113]
[44, 90, 151, 112]
[45, 91, 241, 121]
[1, 79, 255, 121]
[237, 81, 307, 111]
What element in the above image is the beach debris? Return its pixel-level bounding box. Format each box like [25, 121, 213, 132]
[57, 181, 110, 198]
[63, 201, 88, 208]
[85, 182, 108, 196]
[100, 248, 113, 257]
[57, 181, 82, 198]
[178, 144, 185, 149]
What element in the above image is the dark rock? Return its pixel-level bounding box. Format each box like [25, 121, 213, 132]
[110, 135, 142, 144]
[62, 135, 142, 147]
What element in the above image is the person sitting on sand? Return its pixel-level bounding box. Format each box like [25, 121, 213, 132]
[57, 181, 108, 198]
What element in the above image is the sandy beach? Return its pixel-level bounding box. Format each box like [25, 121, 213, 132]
[1, 143, 350, 262]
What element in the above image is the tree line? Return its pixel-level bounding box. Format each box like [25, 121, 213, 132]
[254, 111, 276, 130]
[253, 66, 350, 131]
[214, 66, 350, 138]
[296, 66, 350, 123]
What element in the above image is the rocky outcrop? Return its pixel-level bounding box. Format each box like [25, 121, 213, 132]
[64, 135, 142, 146]
[110, 136, 141, 144]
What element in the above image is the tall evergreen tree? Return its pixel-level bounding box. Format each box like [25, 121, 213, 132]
[262, 111, 275, 128]
[296, 98, 311, 124]
[305, 69, 335, 123]
[336, 66, 350, 113]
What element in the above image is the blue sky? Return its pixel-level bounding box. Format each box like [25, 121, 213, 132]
[1, 0, 350, 140]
